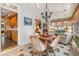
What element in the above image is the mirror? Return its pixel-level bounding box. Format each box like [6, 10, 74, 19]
[0, 4, 18, 51]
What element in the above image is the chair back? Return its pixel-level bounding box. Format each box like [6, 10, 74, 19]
[50, 35, 60, 48]
[30, 35, 46, 52]
[65, 32, 73, 43]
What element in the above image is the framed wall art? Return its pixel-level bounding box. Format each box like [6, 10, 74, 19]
[24, 17, 32, 26]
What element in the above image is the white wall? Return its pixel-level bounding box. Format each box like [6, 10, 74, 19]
[0, 3, 40, 47]
[0, 7, 1, 51]
[17, 3, 40, 46]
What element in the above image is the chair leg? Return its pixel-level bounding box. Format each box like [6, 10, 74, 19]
[47, 47, 55, 56]
[51, 48, 55, 56]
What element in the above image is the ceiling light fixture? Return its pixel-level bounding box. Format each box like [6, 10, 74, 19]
[6, 3, 10, 7]
[64, 9, 67, 11]
[2, 9, 5, 13]
[41, 3, 52, 21]
[37, 3, 40, 8]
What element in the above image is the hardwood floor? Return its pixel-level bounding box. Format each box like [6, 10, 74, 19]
[1, 39, 17, 51]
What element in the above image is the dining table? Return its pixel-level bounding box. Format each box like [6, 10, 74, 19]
[40, 34, 56, 48]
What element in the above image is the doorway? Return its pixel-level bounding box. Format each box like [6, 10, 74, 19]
[0, 4, 18, 51]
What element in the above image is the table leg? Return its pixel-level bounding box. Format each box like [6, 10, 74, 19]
[45, 40, 48, 48]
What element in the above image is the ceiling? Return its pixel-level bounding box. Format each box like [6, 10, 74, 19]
[1, 8, 17, 19]
[1, 3, 78, 21]
[22, 3, 78, 20]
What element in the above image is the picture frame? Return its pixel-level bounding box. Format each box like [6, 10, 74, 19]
[24, 17, 32, 26]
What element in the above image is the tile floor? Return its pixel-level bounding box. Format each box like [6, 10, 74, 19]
[19, 42, 79, 56]
[0, 40, 79, 56]
[26, 43, 72, 56]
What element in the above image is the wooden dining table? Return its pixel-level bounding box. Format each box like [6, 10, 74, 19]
[40, 34, 56, 48]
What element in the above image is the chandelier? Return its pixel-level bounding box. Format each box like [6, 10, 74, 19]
[41, 3, 52, 33]
[41, 3, 52, 21]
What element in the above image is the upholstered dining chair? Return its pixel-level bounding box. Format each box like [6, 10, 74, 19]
[30, 33, 47, 56]
[50, 35, 60, 48]
[65, 32, 73, 44]
[49, 35, 60, 55]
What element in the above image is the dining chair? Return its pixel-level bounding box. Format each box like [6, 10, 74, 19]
[50, 35, 60, 48]
[65, 32, 73, 44]
[59, 34, 66, 44]
[30, 34, 47, 56]
[49, 35, 60, 55]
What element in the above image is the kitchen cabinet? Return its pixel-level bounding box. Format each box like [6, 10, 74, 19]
[12, 31, 18, 43]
